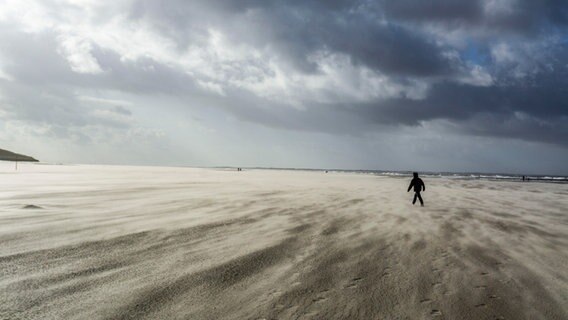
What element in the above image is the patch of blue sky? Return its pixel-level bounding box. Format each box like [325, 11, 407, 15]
[460, 39, 490, 65]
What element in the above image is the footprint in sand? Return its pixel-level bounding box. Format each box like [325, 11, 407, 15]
[22, 204, 43, 209]
[475, 303, 487, 308]
[431, 309, 442, 316]
[272, 303, 286, 310]
[267, 289, 281, 297]
[431, 268, 442, 276]
[420, 299, 432, 304]
[303, 311, 320, 317]
[312, 296, 327, 303]
[345, 277, 363, 288]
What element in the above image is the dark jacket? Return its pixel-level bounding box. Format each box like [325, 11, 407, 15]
[408, 178, 425, 193]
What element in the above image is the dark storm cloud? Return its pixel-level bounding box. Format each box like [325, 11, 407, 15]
[137, 0, 565, 146]
[457, 113, 568, 147]
[346, 81, 568, 146]
[356, 49, 568, 125]
[204, 44, 568, 148]
[381, 0, 568, 35]
[128, 0, 456, 76]
[213, 78, 568, 147]
[484, 0, 568, 34]
[381, 0, 485, 24]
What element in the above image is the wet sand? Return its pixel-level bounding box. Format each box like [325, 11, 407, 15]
[1, 164, 567, 320]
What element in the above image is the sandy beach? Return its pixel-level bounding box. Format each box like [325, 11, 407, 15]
[1, 164, 567, 320]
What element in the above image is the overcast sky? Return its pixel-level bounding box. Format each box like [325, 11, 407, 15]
[0, 0, 567, 174]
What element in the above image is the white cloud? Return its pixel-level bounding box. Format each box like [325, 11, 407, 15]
[0, 0, 55, 32]
[459, 65, 493, 86]
[57, 34, 103, 74]
[78, 96, 133, 106]
[0, 68, 13, 81]
[196, 80, 225, 96]
[91, 107, 131, 126]
[491, 43, 516, 63]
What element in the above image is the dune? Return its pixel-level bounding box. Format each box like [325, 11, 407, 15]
[0, 163, 567, 320]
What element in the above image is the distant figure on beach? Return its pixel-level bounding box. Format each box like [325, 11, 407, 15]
[407, 172, 425, 206]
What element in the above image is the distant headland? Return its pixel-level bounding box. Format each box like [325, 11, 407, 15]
[0, 148, 38, 162]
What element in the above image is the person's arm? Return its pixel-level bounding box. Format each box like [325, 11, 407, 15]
[422, 179, 426, 191]
[407, 181, 413, 192]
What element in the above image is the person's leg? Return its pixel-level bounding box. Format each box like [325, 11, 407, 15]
[413, 193, 417, 205]
[417, 192, 424, 206]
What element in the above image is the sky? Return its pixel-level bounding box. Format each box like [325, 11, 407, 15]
[0, 0, 567, 175]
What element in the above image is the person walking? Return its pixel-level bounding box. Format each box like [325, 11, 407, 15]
[407, 172, 425, 206]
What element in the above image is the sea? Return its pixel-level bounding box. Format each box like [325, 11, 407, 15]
[241, 167, 568, 184]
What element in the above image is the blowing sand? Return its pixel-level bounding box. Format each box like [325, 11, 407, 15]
[1, 164, 567, 320]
